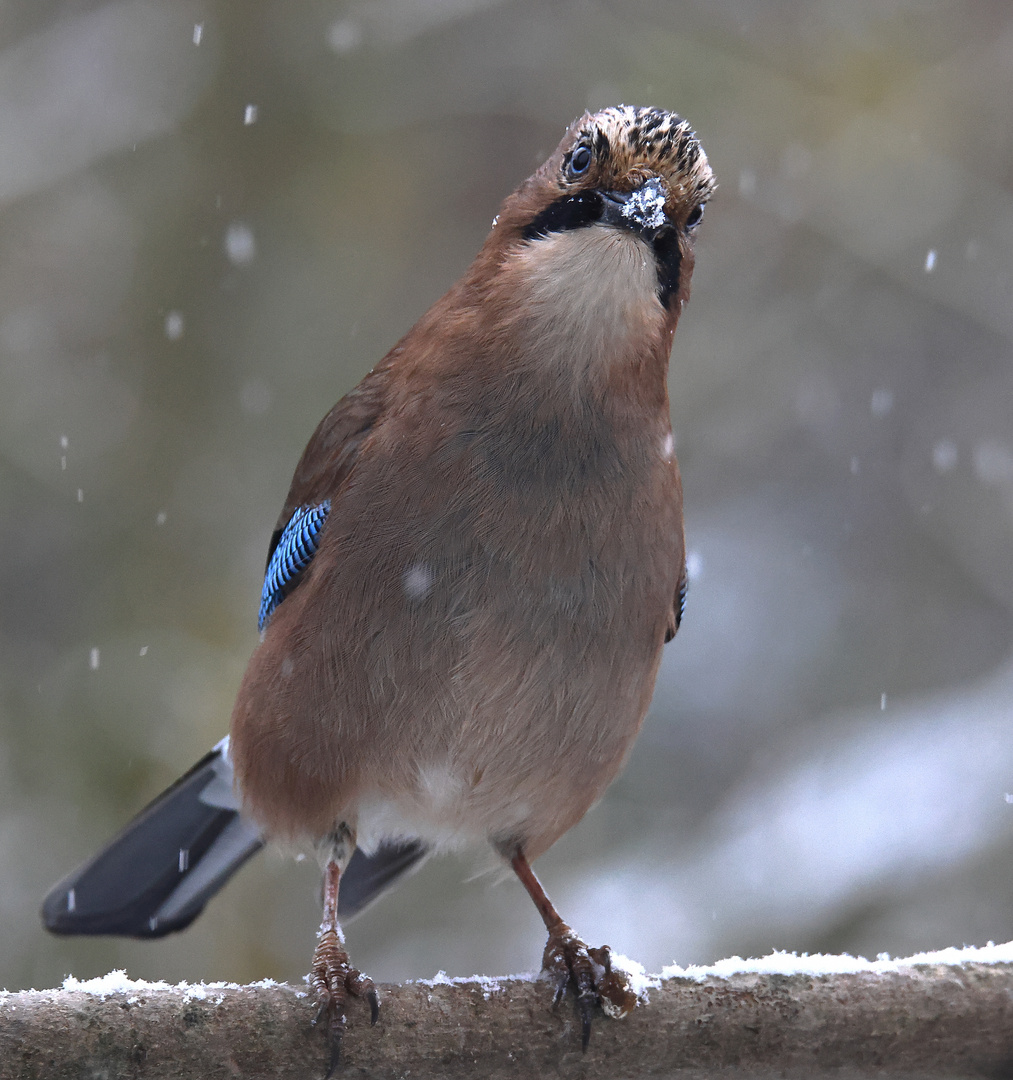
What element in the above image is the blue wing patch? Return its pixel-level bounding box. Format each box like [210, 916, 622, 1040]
[258, 501, 330, 631]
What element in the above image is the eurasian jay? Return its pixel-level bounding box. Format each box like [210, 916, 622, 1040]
[43, 105, 715, 1070]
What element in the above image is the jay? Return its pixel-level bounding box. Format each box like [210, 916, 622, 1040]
[43, 105, 714, 1069]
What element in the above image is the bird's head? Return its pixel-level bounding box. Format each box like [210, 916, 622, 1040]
[489, 106, 716, 316]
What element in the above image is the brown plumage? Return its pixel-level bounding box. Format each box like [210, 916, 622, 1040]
[228, 106, 714, 1067]
[232, 106, 713, 858]
[230, 112, 713, 1076]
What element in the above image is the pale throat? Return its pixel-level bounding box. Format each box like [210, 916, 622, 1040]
[505, 224, 666, 378]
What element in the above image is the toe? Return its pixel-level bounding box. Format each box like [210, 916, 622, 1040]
[346, 969, 380, 1026]
[539, 929, 639, 1046]
[569, 949, 597, 1050]
[366, 985, 380, 1026]
[589, 945, 638, 1021]
[541, 937, 572, 1008]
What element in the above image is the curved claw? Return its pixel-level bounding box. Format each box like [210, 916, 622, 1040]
[313, 982, 347, 1079]
[324, 1026, 343, 1080]
[311, 930, 379, 1075]
[540, 929, 636, 1049]
[551, 972, 569, 1009]
[345, 968, 380, 1026]
[542, 941, 571, 1009]
[578, 994, 594, 1050]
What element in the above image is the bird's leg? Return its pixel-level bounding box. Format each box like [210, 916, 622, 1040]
[311, 833, 379, 1076]
[510, 849, 637, 1048]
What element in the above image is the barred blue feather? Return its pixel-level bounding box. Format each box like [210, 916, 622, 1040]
[258, 502, 331, 631]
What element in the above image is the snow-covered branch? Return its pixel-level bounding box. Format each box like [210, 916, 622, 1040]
[4, 945, 1013, 1079]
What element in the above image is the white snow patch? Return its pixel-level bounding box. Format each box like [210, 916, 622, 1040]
[609, 951, 657, 1001]
[621, 179, 667, 230]
[402, 562, 434, 600]
[932, 438, 958, 474]
[685, 549, 703, 581]
[412, 971, 510, 999]
[660, 941, 1013, 982]
[415, 956, 660, 1009]
[224, 222, 256, 266]
[327, 18, 362, 53]
[60, 970, 242, 1003]
[870, 387, 894, 418]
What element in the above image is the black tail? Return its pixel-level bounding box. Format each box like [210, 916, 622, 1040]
[42, 738, 264, 938]
[41, 737, 429, 937]
[338, 838, 429, 918]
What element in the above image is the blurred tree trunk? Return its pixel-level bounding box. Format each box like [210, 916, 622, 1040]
[3, 962, 1012, 1078]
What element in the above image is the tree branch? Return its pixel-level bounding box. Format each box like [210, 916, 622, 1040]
[4, 957, 1013, 1079]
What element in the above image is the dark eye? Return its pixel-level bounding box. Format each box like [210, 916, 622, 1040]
[567, 145, 592, 178]
[685, 203, 705, 229]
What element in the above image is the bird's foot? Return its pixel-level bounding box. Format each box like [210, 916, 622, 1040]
[541, 923, 638, 1048]
[311, 926, 379, 1076]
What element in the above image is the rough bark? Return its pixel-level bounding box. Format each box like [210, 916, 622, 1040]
[3, 963, 1013, 1079]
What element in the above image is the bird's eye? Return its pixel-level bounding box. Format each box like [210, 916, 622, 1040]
[685, 203, 705, 229]
[567, 145, 592, 178]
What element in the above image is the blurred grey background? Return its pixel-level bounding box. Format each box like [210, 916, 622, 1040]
[3, 0, 1013, 993]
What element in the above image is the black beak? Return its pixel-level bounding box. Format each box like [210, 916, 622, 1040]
[599, 177, 671, 241]
[521, 177, 674, 244]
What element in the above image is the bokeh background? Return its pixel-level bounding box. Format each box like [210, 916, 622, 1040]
[3, 0, 1013, 993]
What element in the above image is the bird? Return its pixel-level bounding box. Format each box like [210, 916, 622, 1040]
[42, 105, 715, 1071]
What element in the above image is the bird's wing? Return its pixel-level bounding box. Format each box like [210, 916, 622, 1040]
[258, 367, 389, 632]
[258, 363, 438, 908]
[665, 565, 688, 643]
